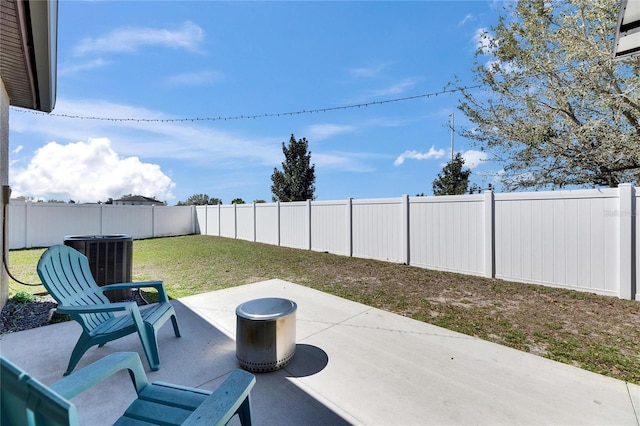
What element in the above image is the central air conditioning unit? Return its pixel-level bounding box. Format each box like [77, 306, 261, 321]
[64, 235, 133, 302]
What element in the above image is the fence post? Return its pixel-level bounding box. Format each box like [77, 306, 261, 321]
[100, 203, 105, 235]
[276, 201, 281, 246]
[618, 184, 635, 299]
[204, 205, 208, 235]
[151, 205, 156, 238]
[25, 201, 32, 248]
[402, 194, 410, 265]
[484, 190, 495, 278]
[253, 202, 257, 242]
[218, 203, 221, 236]
[191, 205, 197, 235]
[307, 199, 312, 250]
[234, 203, 238, 239]
[347, 197, 353, 257]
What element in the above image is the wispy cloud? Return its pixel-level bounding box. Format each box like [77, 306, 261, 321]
[74, 21, 205, 55]
[458, 13, 475, 27]
[306, 123, 356, 141]
[394, 146, 446, 166]
[164, 70, 223, 87]
[314, 151, 377, 173]
[58, 58, 110, 76]
[348, 64, 389, 78]
[9, 98, 282, 167]
[367, 78, 420, 98]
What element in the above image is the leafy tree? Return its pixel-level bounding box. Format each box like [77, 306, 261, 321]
[432, 153, 471, 195]
[271, 134, 316, 202]
[177, 194, 221, 206]
[231, 198, 245, 204]
[456, 0, 640, 190]
[253, 199, 267, 203]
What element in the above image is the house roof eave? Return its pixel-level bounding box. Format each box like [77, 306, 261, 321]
[1, 0, 58, 112]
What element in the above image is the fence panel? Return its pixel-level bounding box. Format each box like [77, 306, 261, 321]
[235, 204, 255, 241]
[494, 190, 620, 296]
[219, 205, 236, 238]
[102, 205, 153, 238]
[279, 202, 308, 249]
[311, 200, 349, 255]
[352, 198, 404, 263]
[7, 203, 27, 249]
[153, 206, 193, 237]
[195, 206, 207, 235]
[205, 205, 221, 236]
[255, 203, 279, 245]
[409, 195, 485, 275]
[14, 203, 102, 248]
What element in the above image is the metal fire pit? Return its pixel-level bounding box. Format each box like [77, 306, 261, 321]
[236, 298, 297, 372]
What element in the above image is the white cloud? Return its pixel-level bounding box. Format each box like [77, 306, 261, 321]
[164, 70, 223, 87]
[461, 149, 489, 169]
[74, 21, 204, 55]
[59, 59, 110, 76]
[394, 146, 446, 166]
[12, 145, 23, 154]
[474, 27, 493, 54]
[10, 138, 175, 203]
[314, 152, 376, 173]
[348, 64, 388, 78]
[9, 98, 282, 166]
[306, 124, 356, 141]
[458, 14, 475, 27]
[368, 78, 419, 98]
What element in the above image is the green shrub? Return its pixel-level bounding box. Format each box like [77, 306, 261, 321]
[10, 291, 35, 304]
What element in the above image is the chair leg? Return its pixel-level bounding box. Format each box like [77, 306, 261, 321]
[237, 396, 253, 426]
[65, 333, 95, 376]
[171, 314, 181, 338]
[137, 322, 161, 371]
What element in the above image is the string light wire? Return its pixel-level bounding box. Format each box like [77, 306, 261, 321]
[12, 85, 483, 123]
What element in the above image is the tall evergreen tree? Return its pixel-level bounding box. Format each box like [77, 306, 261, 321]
[271, 134, 316, 202]
[432, 153, 471, 195]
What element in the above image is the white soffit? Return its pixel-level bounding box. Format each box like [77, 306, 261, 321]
[614, 0, 640, 59]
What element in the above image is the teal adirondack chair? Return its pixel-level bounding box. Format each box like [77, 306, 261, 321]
[37, 244, 181, 375]
[0, 351, 255, 426]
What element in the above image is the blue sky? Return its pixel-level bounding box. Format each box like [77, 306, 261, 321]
[9, 0, 506, 204]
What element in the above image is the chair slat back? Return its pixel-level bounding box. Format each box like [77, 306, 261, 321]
[37, 245, 113, 331]
[1, 357, 79, 426]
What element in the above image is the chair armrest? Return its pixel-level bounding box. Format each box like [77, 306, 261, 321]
[55, 302, 138, 315]
[101, 281, 170, 303]
[49, 352, 150, 400]
[182, 369, 256, 426]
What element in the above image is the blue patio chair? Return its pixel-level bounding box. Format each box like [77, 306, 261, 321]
[0, 351, 255, 426]
[37, 244, 181, 375]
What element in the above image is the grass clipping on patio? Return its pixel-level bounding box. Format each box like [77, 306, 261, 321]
[9, 234, 640, 385]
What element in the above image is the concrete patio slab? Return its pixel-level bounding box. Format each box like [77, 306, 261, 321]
[1, 279, 638, 425]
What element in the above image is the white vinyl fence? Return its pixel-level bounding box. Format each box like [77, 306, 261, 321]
[8, 201, 196, 249]
[197, 185, 638, 300]
[8, 185, 638, 300]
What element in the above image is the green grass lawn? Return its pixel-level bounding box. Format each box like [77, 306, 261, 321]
[7, 234, 640, 384]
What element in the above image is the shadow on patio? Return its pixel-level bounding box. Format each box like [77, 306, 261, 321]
[1, 280, 638, 425]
